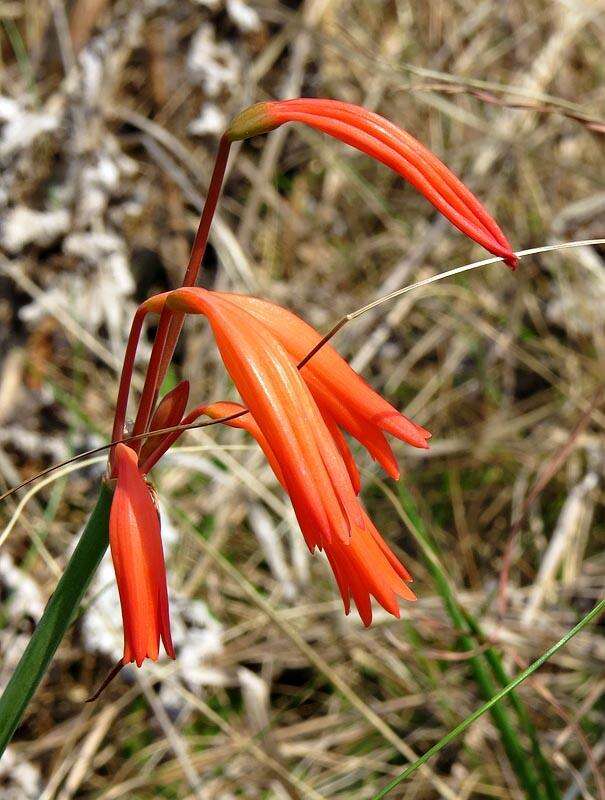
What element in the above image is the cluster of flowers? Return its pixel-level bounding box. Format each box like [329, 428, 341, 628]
[107, 99, 516, 669]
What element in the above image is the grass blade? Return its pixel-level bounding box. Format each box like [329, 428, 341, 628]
[461, 608, 562, 800]
[395, 483, 547, 799]
[371, 596, 605, 799]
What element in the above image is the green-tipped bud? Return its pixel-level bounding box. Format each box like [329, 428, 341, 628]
[226, 102, 279, 141]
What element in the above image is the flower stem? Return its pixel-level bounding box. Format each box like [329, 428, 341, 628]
[130, 136, 232, 450]
[160, 134, 233, 379]
[0, 483, 113, 756]
[110, 305, 148, 451]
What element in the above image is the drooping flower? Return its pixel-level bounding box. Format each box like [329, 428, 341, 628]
[144, 287, 365, 550]
[200, 401, 415, 625]
[102, 95, 518, 658]
[109, 443, 174, 666]
[213, 292, 430, 478]
[227, 98, 518, 269]
[142, 287, 418, 623]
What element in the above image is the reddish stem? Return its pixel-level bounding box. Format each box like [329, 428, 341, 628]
[110, 305, 149, 468]
[160, 134, 232, 379]
[129, 136, 231, 451]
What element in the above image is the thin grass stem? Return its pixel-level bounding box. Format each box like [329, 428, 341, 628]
[371, 597, 604, 799]
[395, 483, 548, 799]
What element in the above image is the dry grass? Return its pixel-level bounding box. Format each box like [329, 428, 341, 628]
[0, 0, 604, 798]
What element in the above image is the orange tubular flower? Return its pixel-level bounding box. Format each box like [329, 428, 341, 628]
[213, 292, 430, 480]
[100, 95, 518, 659]
[147, 287, 364, 550]
[227, 98, 518, 269]
[141, 287, 418, 623]
[109, 443, 175, 667]
[200, 401, 415, 625]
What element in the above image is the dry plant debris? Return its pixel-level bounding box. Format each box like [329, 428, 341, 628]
[0, 0, 603, 798]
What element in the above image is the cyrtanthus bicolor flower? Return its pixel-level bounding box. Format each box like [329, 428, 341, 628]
[226, 98, 518, 269]
[109, 443, 174, 666]
[104, 97, 516, 670]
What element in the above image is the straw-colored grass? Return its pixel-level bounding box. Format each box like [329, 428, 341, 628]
[0, 0, 603, 797]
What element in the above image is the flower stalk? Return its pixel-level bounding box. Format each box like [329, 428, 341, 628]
[128, 136, 232, 449]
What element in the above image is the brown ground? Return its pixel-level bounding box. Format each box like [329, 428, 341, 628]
[0, 1, 604, 798]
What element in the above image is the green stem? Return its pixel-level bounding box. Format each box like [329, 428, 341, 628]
[462, 608, 561, 800]
[396, 484, 545, 799]
[0, 483, 112, 756]
[371, 596, 605, 799]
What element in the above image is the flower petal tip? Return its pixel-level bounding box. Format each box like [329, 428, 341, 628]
[409, 433, 431, 450]
[505, 252, 519, 271]
[401, 585, 417, 602]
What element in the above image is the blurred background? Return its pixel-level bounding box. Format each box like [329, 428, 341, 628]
[0, 0, 604, 797]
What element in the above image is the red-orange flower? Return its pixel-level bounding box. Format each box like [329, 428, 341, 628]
[142, 288, 417, 623]
[146, 287, 364, 550]
[213, 292, 430, 479]
[109, 443, 174, 666]
[200, 400, 415, 625]
[227, 98, 517, 269]
[103, 95, 518, 651]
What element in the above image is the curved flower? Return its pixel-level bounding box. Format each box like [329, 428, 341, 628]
[147, 287, 365, 550]
[200, 400, 415, 625]
[109, 443, 174, 666]
[213, 292, 430, 479]
[141, 288, 418, 623]
[227, 98, 518, 269]
[96, 94, 519, 677]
